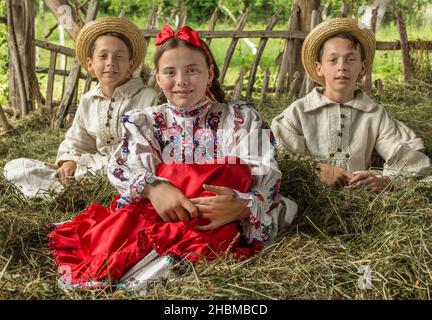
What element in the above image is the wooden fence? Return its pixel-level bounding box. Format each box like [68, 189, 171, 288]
[2, 1, 432, 131]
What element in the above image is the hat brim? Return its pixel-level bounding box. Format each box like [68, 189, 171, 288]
[75, 17, 145, 73]
[301, 18, 376, 86]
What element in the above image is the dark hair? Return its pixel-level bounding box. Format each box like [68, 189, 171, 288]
[318, 32, 365, 62]
[88, 32, 133, 59]
[153, 38, 227, 104]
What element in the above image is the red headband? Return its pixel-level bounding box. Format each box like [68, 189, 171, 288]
[155, 24, 202, 47]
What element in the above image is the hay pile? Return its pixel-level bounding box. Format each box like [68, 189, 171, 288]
[0, 82, 431, 299]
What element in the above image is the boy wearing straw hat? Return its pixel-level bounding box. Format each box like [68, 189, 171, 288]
[3, 17, 158, 197]
[271, 18, 431, 192]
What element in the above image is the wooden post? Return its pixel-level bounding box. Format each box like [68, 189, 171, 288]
[219, 7, 251, 85]
[46, 51, 58, 110]
[275, 4, 300, 98]
[288, 71, 302, 97]
[206, 8, 218, 47]
[259, 67, 270, 106]
[246, 6, 282, 100]
[287, 0, 320, 96]
[54, 0, 98, 129]
[6, 0, 41, 116]
[176, 5, 187, 29]
[139, 5, 158, 83]
[340, 3, 351, 17]
[396, 10, 411, 82]
[232, 68, 246, 101]
[142, 5, 158, 64]
[374, 79, 383, 94]
[364, 6, 378, 93]
[305, 9, 321, 95]
[43, 0, 85, 40]
[0, 104, 13, 133]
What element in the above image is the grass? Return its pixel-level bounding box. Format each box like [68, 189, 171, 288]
[0, 80, 432, 299]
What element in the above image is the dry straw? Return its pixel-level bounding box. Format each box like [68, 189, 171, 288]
[301, 17, 376, 86]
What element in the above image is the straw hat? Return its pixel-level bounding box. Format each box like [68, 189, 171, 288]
[301, 18, 376, 86]
[75, 17, 145, 72]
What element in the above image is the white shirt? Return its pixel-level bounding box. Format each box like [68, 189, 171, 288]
[56, 77, 158, 178]
[271, 87, 431, 183]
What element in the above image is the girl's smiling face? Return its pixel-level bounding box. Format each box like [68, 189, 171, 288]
[156, 45, 214, 109]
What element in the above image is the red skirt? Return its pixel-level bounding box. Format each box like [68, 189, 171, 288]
[49, 161, 263, 285]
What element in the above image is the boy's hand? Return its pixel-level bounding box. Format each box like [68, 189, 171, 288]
[144, 182, 198, 222]
[190, 184, 250, 232]
[316, 163, 354, 186]
[56, 160, 77, 178]
[348, 173, 391, 193]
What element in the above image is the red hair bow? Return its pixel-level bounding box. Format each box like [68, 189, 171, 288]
[155, 24, 202, 47]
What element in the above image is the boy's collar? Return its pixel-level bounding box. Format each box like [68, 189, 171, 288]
[304, 87, 378, 112]
[91, 77, 145, 100]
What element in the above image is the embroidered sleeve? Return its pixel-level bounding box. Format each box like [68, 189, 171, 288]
[227, 102, 288, 244]
[108, 110, 169, 207]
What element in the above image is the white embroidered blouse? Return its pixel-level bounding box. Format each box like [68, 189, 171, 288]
[108, 100, 291, 243]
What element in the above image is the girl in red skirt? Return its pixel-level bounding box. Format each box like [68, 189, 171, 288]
[49, 24, 298, 291]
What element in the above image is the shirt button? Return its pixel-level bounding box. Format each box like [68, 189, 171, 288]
[330, 153, 335, 157]
[105, 122, 110, 127]
[338, 132, 343, 137]
[345, 154, 350, 158]
[106, 140, 111, 144]
[341, 124, 345, 129]
[109, 106, 114, 111]
[337, 148, 342, 152]
[340, 103, 344, 107]
[341, 114, 345, 118]
[111, 98, 115, 102]
[107, 115, 112, 119]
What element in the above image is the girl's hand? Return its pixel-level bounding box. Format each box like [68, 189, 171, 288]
[348, 173, 391, 193]
[144, 182, 198, 222]
[190, 184, 250, 232]
[56, 160, 77, 178]
[316, 163, 354, 186]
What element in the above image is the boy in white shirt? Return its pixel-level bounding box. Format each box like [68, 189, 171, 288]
[4, 17, 158, 197]
[271, 18, 431, 192]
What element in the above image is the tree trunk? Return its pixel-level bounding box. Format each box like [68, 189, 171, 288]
[291, 0, 320, 93]
[44, 0, 84, 40]
[7, 0, 41, 116]
[293, 0, 321, 33]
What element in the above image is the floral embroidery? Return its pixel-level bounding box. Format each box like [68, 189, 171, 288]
[268, 178, 281, 201]
[153, 112, 167, 129]
[207, 111, 222, 131]
[113, 167, 128, 182]
[120, 133, 129, 154]
[269, 130, 276, 147]
[232, 105, 244, 131]
[169, 101, 209, 117]
[260, 224, 275, 243]
[248, 214, 261, 229]
[251, 189, 265, 202]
